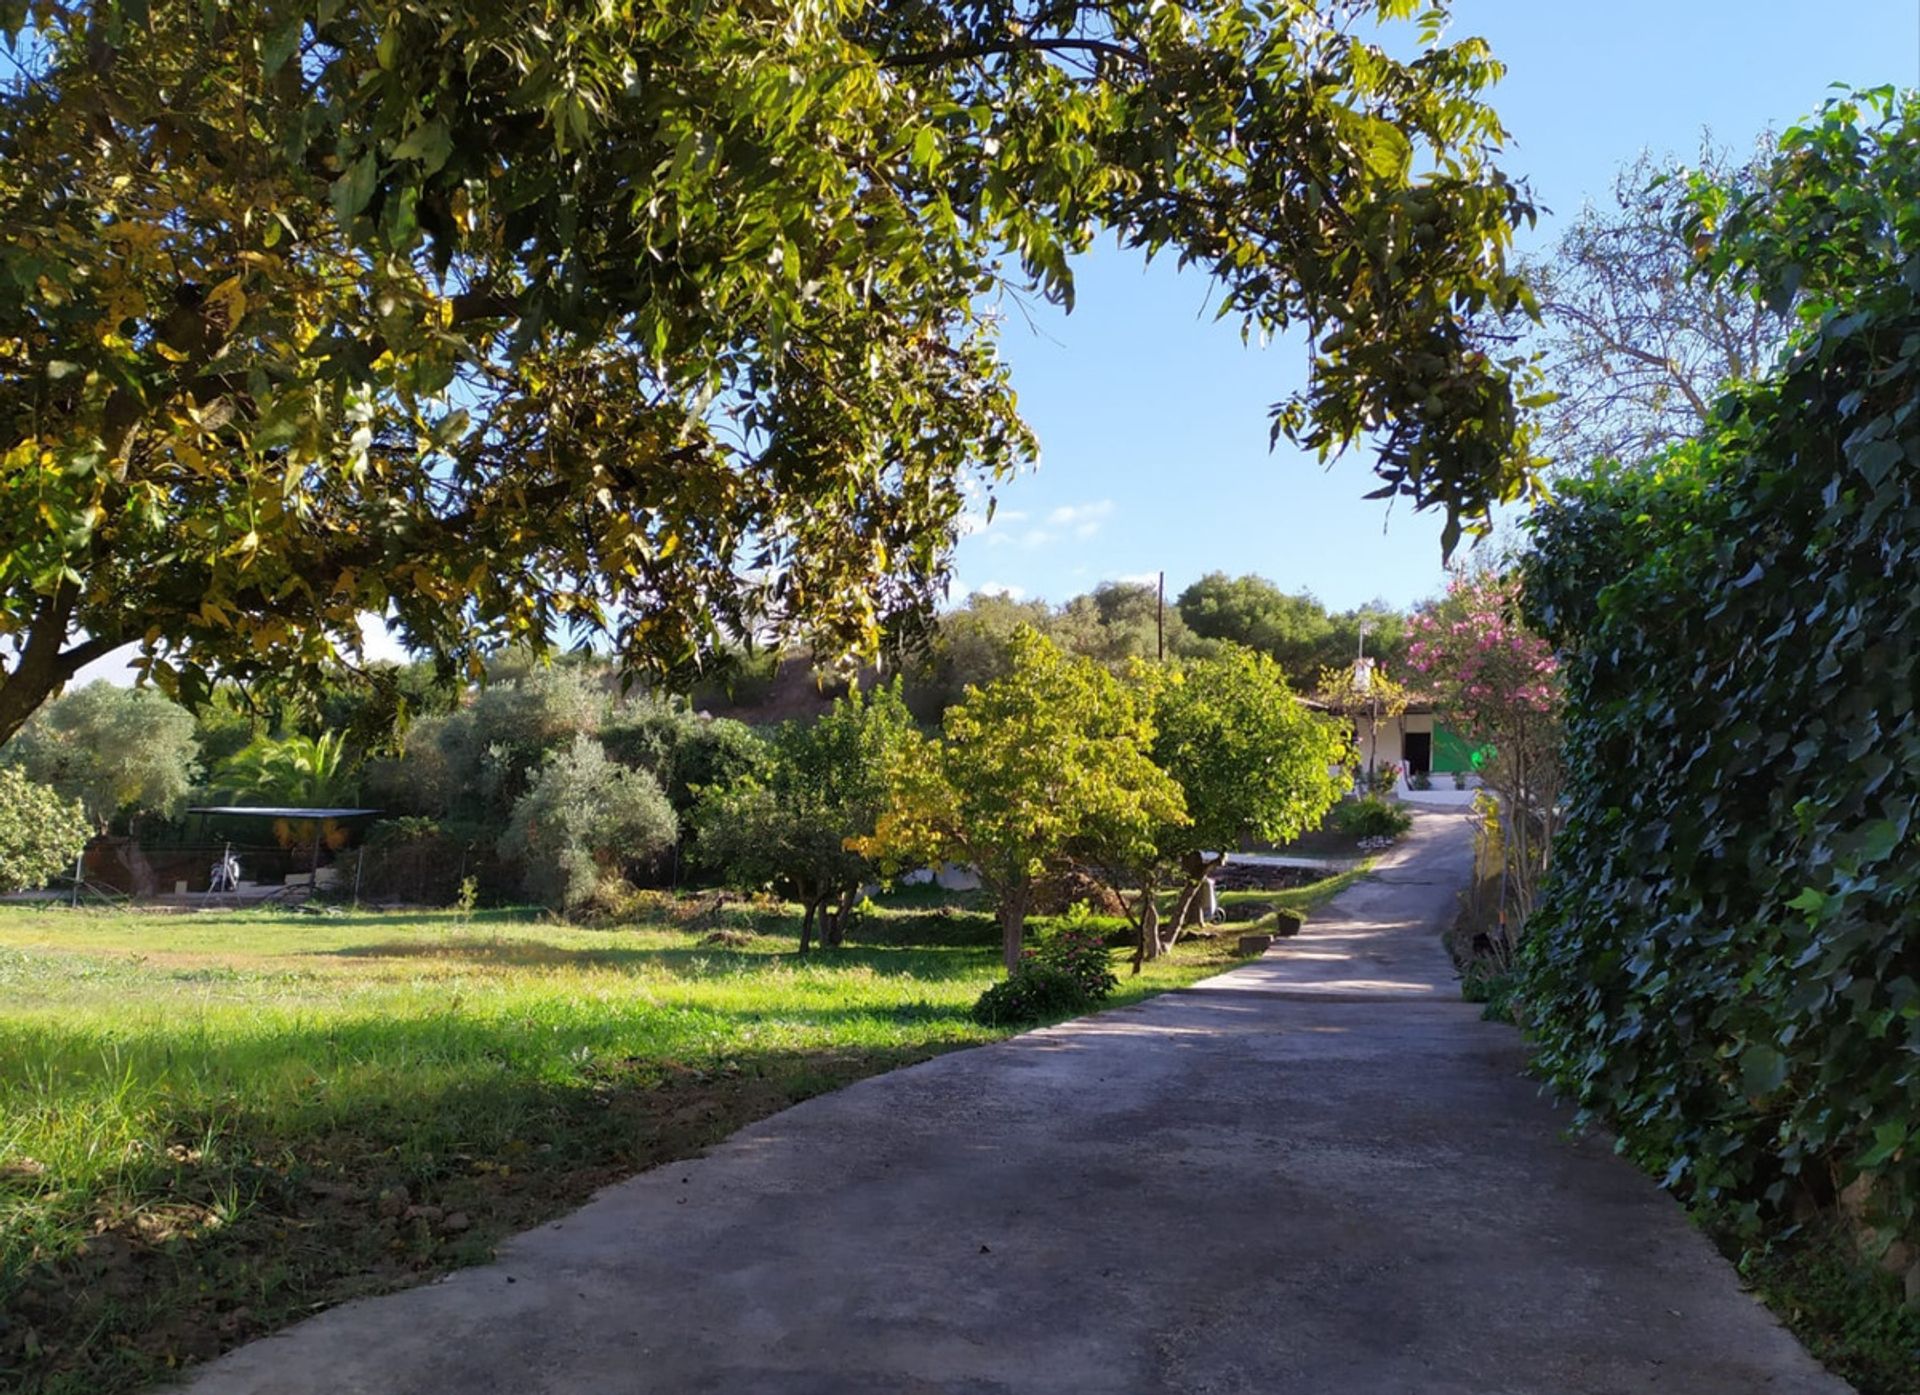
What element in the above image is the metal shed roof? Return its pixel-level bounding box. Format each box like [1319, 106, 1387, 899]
[187, 806, 384, 819]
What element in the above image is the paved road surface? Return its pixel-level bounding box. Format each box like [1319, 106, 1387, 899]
[184, 810, 1847, 1394]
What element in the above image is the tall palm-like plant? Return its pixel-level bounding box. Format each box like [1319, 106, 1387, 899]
[220, 731, 355, 807]
[219, 732, 360, 868]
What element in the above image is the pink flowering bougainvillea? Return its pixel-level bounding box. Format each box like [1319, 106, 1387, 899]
[1407, 570, 1565, 941]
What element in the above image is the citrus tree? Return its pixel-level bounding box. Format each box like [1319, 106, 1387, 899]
[0, 765, 91, 891]
[1148, 648, 1346, 943]
[695, 683, 918, 953]
[862, 628, 1185, 971]
[0, 0, 1543, 744]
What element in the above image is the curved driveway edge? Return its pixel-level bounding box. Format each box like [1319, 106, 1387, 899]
[183, 811, 1850, 1394]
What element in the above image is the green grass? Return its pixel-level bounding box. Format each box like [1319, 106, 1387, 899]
[0, 870, 1354, 1393]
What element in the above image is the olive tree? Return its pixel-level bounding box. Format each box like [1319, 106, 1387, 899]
[4, 680, 198, 828]
[498, 736, 677, 911]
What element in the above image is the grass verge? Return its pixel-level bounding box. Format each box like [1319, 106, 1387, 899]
[0, 867, 1354, 1393]
[1702, 1214, 1920, 1395]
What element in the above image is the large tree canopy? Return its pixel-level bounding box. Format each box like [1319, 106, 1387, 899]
[0, 0, 1540, 743]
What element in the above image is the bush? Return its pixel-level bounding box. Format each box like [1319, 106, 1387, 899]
[970, 910, 1119, 1025]
[1034, 908, 1120, 1001]
[601, 702, 766, 816]
[0, 766, 91, 891]
[499, 736, 677, 911]
[970, 962, 1093, 1026]
[1460, 962, 1521, 1024]
[1362, 761, 1402, 796]
[1332, 796, 1412, 840]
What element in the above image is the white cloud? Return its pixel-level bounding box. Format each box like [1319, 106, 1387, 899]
[975, 582, 1026, 600]
[1046, 500, 1115, 528]
[973, 499, 1113, 551]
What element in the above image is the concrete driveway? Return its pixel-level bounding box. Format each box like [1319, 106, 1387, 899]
[183, 810, 1847, 1394]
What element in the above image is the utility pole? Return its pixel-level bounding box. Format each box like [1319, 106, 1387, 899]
[1156, 571, 1165, 663]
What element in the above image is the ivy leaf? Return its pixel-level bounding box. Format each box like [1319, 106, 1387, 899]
[1857, 1121, 1909, 1169]
[1784, 887, 1828, 919]
[1739, 1044, 1788, 1098]
[1857, 818, 1901, 863]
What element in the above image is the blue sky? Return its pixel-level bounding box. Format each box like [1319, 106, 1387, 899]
[951, 0, 1920, 613]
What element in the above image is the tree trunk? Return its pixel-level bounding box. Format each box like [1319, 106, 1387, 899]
[0, 582, 126, 747]
[998, 883, 1030, 973]
[1132, 895, 1161, 974]
[821, 887, 856, 948]
[97, 835, 157, 898]
[798, 900, 816, 955]
[1165, 853, 1227, 952]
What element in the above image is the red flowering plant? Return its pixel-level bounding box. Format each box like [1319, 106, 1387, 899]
[1407, 570, 1565, 942]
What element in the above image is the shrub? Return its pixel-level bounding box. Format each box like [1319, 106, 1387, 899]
[602, 701, 766, 816]
[499, 736, 677, 911]
[970, 962, 1093, 1027]
[970, 908, 1120, 1026]
[1362, 761, 1402, 796]
[0, 767, 91, 891]
[1460, 962, 1521, 1024]
[1333, 796, 1412, 840]
[1035, 910, 1120, 1002]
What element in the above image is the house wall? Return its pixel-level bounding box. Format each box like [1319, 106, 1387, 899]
[1351, 713, 1481, 776]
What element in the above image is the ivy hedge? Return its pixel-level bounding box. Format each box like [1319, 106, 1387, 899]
[1520, 92, 1920, 1247]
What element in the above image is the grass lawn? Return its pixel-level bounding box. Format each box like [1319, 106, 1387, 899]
[0, 868, 1358, 1394]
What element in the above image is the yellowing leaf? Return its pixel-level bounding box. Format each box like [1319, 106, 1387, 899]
[206, 276, 247, 332]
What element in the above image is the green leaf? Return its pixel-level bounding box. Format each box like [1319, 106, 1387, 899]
[1857, 1121, 1909, 1169]
[1739, 1044, 1788, 1098]
[332, 153, 378, 228]
[1785, 887, 1828, 918]
[261, 20, 302, 75]
[1858, 818, 1901, 863]
[391, 117, 453, 175]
